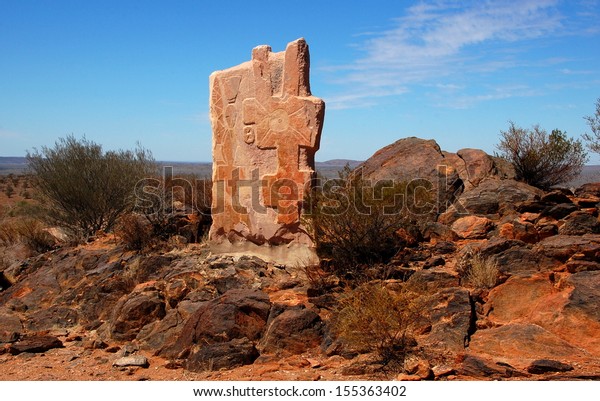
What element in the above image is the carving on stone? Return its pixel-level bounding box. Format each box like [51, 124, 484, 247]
[209, 38, 325, 246]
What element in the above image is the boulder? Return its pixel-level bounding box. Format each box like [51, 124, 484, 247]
[185, 338, 259, 372]
[419, 288, 473, 351]
[456, 148, 496, 188]
[163, 289, 271, 358]
[258, 307, 323, 356]
[527, 359, 573, 374]
[451, 216, 494, 239]
[0, 311, 22, 343]
[110, 290, 167, 341]
[575, 183, 600, 198]
[8, 335, 64, 355]
[534, 234, 600, 262]
[440, 178, 542, 223]
[467, 324, 588, 369]
[357, 137, 463, 212]
[558, 212, 600, 235]
[113, 355, 149, 368]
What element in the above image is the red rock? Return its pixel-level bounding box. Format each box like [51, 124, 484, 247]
[451, 216, 494, 239]
[8, 335, 64, 355]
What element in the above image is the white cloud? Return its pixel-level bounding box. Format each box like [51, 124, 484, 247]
[324, 0, 568, 109]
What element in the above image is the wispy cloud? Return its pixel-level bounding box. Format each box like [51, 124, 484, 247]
[323, 0, 575, 109]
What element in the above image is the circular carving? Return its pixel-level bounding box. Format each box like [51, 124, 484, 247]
[269, 109, 289, 132]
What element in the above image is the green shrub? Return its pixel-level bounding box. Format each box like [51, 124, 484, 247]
[496, 122, 587, 190]
[27, 135, 156, 240]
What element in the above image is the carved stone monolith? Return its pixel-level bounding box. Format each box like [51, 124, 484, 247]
[209, 38, 325, 255]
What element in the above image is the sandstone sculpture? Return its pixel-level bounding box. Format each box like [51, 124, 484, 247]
[209, 38, 325, 248]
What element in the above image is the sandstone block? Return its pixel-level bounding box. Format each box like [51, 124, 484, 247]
[209, 38, 324, 247]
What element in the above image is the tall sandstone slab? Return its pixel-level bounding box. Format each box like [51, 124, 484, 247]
[209, 38, 325, 253]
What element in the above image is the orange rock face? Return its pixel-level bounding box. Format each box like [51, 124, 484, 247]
[209, 38, 325, 246]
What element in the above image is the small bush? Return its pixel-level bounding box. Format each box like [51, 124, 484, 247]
[496, 122, 587, 190]
[303, 166, 432, 283]
[0, 218, 55, 254]
[458, 251, 498, 289]
[583, 97, 600, 154]
[27, 135, 156, 240]
[332, 283, 416, 366]
[4, 183, 14, 198]
[116, 213, 154, 251]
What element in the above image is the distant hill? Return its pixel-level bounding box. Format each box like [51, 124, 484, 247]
[0, 157, 28, 175]
[2, 156, 598, 186]
[316, 159, 362, 168]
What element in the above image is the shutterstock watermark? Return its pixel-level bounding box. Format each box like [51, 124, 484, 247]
[133, 165, 467, 217]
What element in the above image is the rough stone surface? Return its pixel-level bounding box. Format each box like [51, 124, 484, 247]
[110, 289, 167, 341]
[112, 355, 149, 368]
[186, 338, 259, 372]
[527, 359, 573, 374]
[0, 311, 22, 343]
[8, 335, 64, 355]
[451, 216, 494, 239]
[163, 289, 271, 358]
[258, 307, 324, 356]
[209, 38, 324, 246]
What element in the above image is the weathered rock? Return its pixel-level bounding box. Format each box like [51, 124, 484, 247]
[8, 335, 64, 355]
[459, 355, 517, 379]
[358, 138, 463, 213]
[494, 246, 557, 276]
[440, 178, 542, 223]
[163, 289, 270, 358]
[485, 272, 600, 357]
[456, 148, 496, 188]
[542, 203, 579, 220]
[540, 191, 573, 204]
[534, 234, 600, 262]
[0, 311, 22, 343]
[258, 307, 323, 356]
[113, 355, 149, 368]
[209, 38, 324, 246]
[467, 324, 588, 369]
[558, 211, 600, 235]
[186, 338, 259, 372]
[26, 306, 79, 331]
[406, 268, 459, 291]
[422, 222, 458, 242]
[527, 359, 573, 374]
[575, 183, 600, 198]
[451, 216, 494, 239]
[110, 290, 167, 341]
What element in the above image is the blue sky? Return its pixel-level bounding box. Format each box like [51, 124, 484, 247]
[1, 0, 599, 163]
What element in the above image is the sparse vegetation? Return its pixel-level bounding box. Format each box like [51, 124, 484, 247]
[496, 122, 587, 190]
[303, 166, 431, 283]
[27, 135, 156, 240]
[116, 213, 154, 251]
[4, 182, 14, 198]
[332, 283, 417, 367]
[0, 218, 55, 254]
[583, 97, 600, 154]
[458, 251, 499, 289]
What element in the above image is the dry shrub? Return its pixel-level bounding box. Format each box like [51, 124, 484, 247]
[332, 283, 417, 367]
[459, 251, 498, 289]
[116, 213, 154, 251]
[496, 122, 587, 189]
[0, 218, 55, 254]
[304, 166, 432, 284]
